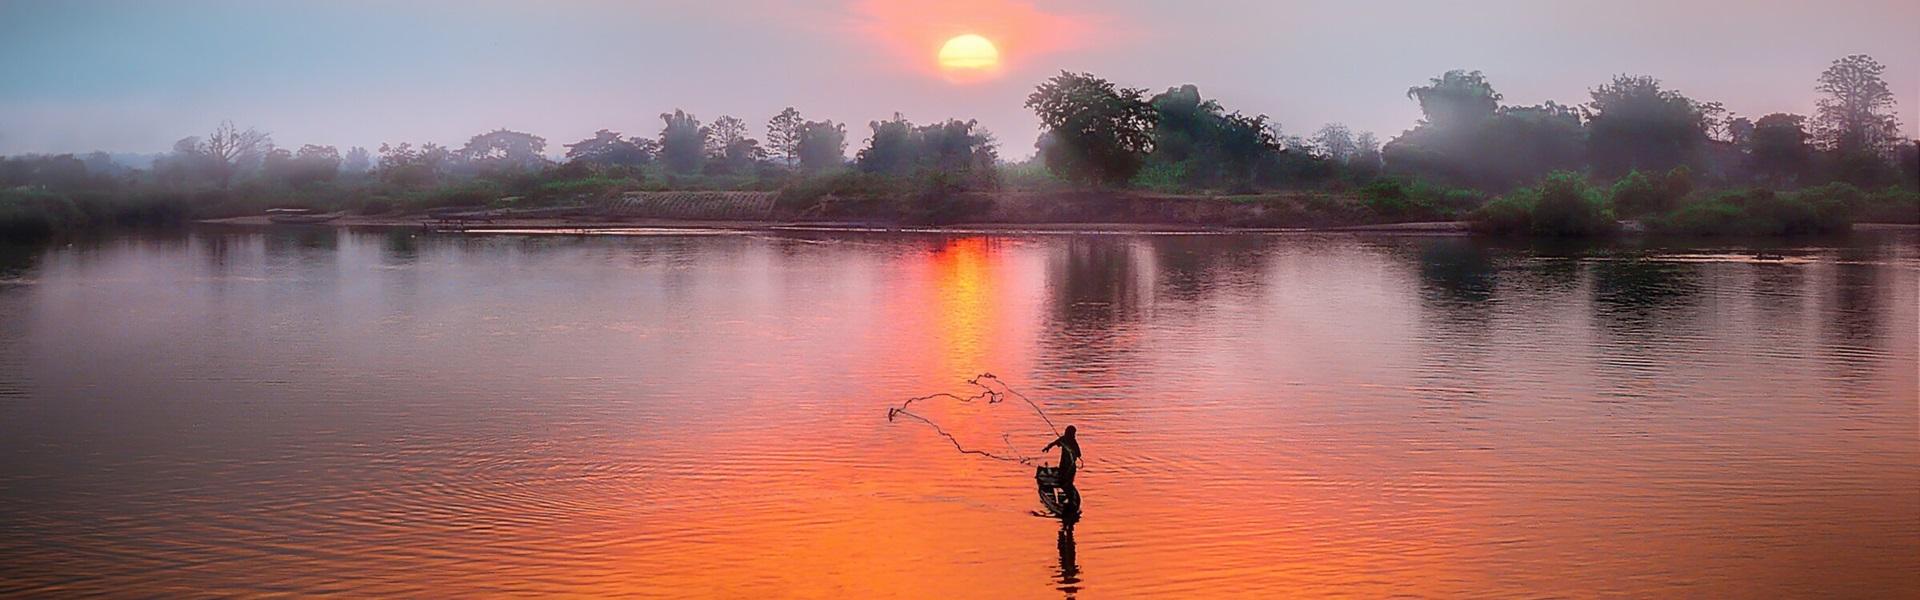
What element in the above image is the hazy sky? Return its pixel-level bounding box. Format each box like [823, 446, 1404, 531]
[2, 0, 1916, 158]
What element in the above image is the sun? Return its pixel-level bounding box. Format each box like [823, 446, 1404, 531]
[938, 34, 1000, 73]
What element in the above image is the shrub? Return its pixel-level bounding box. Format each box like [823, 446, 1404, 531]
[1652, 188, 1851, 236]
[1609, 167, 1690, 217]
[1526, 171, 1616, 236]
[1857, 187, 1918, 224]
[1470, 172, 1614, 237]
[1467, 195, 1533, 235]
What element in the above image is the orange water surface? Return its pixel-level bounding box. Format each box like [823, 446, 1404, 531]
[0, 229, 1915, 597]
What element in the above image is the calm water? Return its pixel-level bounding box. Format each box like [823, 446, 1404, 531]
[1, 227, 1915, 598]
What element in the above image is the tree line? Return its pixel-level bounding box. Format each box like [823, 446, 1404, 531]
[2, 53, 1914, 237]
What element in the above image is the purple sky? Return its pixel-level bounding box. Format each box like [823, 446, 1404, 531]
[2, 0, 1915, 158]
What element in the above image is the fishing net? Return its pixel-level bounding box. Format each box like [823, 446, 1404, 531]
[885, 373, 1059, 465]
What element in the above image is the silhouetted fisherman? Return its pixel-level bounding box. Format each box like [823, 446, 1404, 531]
[1039, 426, 1083, 512]
[1041, 425, 1082, 485]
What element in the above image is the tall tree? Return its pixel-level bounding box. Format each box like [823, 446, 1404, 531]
[1025, 71, 1157, 186]
[706, 116, 751, 159]
[1407, 70, 1500, 129]
[1584, 75, 1716, 176]
[767, 107, 804, 167]
[1814, 54, 1903, 156]
[795, 120, 847, 172]
[1749, 113, 1811, 183]
[457, 129, 548, 172]
[194, 120, 272, 189]
[658, 109, 707, 174]
[1312, 124, 1357, 162]
[564, 129, 655, 167]
[343, 146, 372, 174]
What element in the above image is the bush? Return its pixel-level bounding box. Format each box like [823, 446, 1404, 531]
[1467, 195, 1533, 235]
[1471, 172, 1614, 237]
[1652, 188, 1851, 236]
[1858, 187, 1918, 224]
[1360, 178, 1483, 221]
[537, 176, 641, 199]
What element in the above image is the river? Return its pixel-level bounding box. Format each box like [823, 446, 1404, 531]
[1, 227, 1915, 597]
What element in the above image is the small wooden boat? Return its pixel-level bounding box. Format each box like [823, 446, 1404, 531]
[1035, 465, 1080, 519]
[266, 209, 340, 224]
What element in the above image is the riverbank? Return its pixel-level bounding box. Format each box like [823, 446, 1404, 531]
[197, 213, 1476, 235]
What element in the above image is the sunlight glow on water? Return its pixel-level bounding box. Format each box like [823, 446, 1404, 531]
[0, 229, 1915, 597]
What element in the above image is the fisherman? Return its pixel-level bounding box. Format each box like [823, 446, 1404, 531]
[1041, 425, 1082, 484]
[1040, 425, 1083, 510]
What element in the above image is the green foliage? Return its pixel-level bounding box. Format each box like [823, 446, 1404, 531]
[1858, 187, 1918, 223]
[1407, 70, 1501, 128]
[1143, 85, 1280, 191]
[657, 109, 707, 174]
[857, 115, 991, 175]
[1026, 71, 1158, 186]
[997, 160, 1067, 191]
[1608, 167, 1692, 217]
[1384, 71, 1585, 189]
[1748, 113, 1810, 181]
[1468, 195, 1534, 235]
[1358, 178, 1484, 220]
[564, 129, 655, 167]
[537, 176, 642, 198]
[795, 120, 848, 172]
[1585, 75, 1717, 176]
[1471, 171, 1615, 237]
[1652, 187, 1853, 236]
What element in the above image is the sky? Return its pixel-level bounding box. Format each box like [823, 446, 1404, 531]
[1, 0, 1916, 159]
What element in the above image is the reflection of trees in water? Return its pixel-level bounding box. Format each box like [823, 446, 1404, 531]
[0, 242, 37, 281]
[1821, 245, 1887, 393]
[1825, 246, 1882, 345]
[1417, 238, 1499, 306]
[381, 229, 420, 264]
[1150, 235, 1273, 304]
[264, 227, 339, 253]
[1589, 256, 1703, 326]
[1410, 238, 1502, 405]
[1040, 237, 1148, 368]
[1749, 264, 1805, 325]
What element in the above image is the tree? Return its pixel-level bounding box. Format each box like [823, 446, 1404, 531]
[1351, 132, 1383, 178]
[1407, 70, 1500, 129]
[1749, 113, 1811, 183]
[1140, 84, 1280, 190]
[457, 129, 548, 172]
[767, 107, 804, 167]
[278, 144, 341, 187]
[187, 120, 272, 189]
[1312, 124, 1357, 163]
[702, 116, 763, 175]
[1025, 71, 1157, 186]
[855, 114, 996, 176]
[795, 120, 847, 172]
[1385, 71, 1586, 189]
[1584, 75, 1716, 176]
[658, 109, 707, 174]
[376, 142, 450, 188]
[706, 116, 750, 159]
[564, 129, 655, 167]
[343, 146, 372, 174]
[1814, 54, 1902, 156]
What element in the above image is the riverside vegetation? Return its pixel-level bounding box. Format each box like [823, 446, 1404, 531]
[3, 55, 1915, 239]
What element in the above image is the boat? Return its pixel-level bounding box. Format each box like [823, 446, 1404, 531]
[265, 208, 341, 224]
[1035, 465, 1080, 519]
